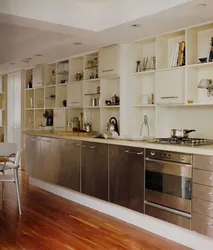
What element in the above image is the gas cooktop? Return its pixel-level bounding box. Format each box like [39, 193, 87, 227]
[153, 138, 213, 146]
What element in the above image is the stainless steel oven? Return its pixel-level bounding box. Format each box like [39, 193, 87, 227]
[145, 149, 192, 229]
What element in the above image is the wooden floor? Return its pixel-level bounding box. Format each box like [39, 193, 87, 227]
[0, 171, 191, 250]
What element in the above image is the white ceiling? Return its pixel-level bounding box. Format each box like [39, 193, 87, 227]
[0, 0, 213, 74]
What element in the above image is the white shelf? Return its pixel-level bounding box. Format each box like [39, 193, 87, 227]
[25, 108, 34, 111]
[101, 75, 119, 80]
[34, 86, 44, 89]
[133, 70, 155, 76]
[156, 66, 186, 72]
[102, 105, 120, 108]
[57, 83, 67, 86]
[34, 108, 44, 110]
[26, 88, 34, 91]
[70, 81, 84, 84]
[84, 78, 100, 82]
[133, 104, 156, 107]
[45, 84, 56, 88]
[84, 106, 100, 109]
[188, 62, 213, 69]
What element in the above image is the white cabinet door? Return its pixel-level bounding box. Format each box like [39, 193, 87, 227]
[99, 45, 120, 77]
[33, 66, 43, 88]
[155, 69, 185, 104]
[7, 126, 14, 143]
[54, 109, 66, 131]
[67, 83, 82, 107]
[13, 71, 22, 129]
[13, 127, 21, 149]
[7, 73, 14, 129]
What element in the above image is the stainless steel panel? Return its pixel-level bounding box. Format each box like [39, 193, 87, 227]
[146, 149, 192, 164]
[193, 184, 213, 203]
[194, 154, 213, 171]
[192, 213, 213, 238]
[145, 189, 191, 213]
[193, 169, 213, 187]
[192, 198, 213, 218]
[146, 159, 192, 178]
[145, 204, 191, 229]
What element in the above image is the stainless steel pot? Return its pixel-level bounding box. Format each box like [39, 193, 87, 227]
[171, 129, 195, 138]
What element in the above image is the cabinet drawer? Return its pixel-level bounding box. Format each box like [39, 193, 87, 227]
[145, 205, 191, 229]
[194, 155, 213, 171]
[192, 198, 213, 218]
[192, 213, 213, 238]
[193, 169, 213, 187]
[193, 184, 213, 203]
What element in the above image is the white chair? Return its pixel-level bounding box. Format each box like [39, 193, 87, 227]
[0, 143, 17, 172]
[0, 150, 22, 215]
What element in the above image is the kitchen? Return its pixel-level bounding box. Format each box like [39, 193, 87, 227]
[22, 21, 213, 249]
[1, 1, 213, 249]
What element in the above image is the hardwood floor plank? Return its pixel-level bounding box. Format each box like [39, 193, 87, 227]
[0, 171, 191, 250]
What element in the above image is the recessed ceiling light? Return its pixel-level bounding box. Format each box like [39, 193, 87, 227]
[26, 58, 32, 60]
[10, 62, 16, 65]
[130, 24, 141, 28]
[35, 54, 43, 57]
[196, 3, 207, 8]
[73, 42, 82, 45]
[22, 60, 29, 63]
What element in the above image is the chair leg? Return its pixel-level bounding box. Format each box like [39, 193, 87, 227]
[2, 182, 4, 201]
[2, 169, 5, 201]
[14, 169, 21, 215]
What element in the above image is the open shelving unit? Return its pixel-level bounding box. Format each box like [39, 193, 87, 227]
[22, 21, 213, 139]
[24, 46, 121, 133]
[130, 22, 213, 139]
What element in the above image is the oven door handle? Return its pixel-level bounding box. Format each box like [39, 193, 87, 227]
[146, 158, 192, 167]
[145, 158, 192, 178]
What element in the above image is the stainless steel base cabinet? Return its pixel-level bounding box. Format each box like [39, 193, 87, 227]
[109, 145, 144, 213]
[57, 139, 81, 191]
[81, 141, 108, 201]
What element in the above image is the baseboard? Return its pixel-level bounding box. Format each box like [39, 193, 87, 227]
[29, 177, 213, 250]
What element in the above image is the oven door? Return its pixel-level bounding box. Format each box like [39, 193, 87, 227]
[145, 159, 192, 213]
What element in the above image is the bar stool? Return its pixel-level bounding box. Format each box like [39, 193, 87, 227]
[0, 150, 22, 215]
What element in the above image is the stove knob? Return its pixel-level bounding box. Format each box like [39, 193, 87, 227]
[151, 151, 155, 156]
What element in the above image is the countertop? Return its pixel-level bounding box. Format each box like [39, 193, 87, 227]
[23, 131, 213, 156]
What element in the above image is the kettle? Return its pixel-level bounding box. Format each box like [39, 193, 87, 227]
[106, 117, 119, 135]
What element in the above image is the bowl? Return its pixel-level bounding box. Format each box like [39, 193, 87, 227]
[199, 57, 207, 63]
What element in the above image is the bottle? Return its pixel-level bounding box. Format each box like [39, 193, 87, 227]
[51, 70, 56, 84]
[136, 61, 141, 72]
[209, 37, 213, 62]
[27, 75, 32, 89]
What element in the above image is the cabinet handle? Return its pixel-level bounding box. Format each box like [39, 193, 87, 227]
[31, 138, 36, 141]
[124, 150, 143, 155]
[209, 192, 213, 196]
[161, 96, 178, 99]
[81, 145, 96, 149]
[208, 207, 213, 211]
[102, 69, 113, 73]
[209, 176, 213, 181]
[208, 223, 213, 228]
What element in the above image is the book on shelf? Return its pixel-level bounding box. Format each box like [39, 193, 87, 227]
[171, 41, 185, 67]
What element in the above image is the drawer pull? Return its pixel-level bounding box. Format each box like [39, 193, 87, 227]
[209, 176, 213, 181]
[81, 145, 96, 149]
[208, 223, 213, 228]
[124, 150, 143, 155]
[161, 96, 178, 99]
[208, 207, 213, 211]
[209, 192, 213, 196]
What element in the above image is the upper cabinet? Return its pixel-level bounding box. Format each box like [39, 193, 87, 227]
[67, 82, 82, 107]
[155, 68, 185, 104]
[99, 45, 120, 77]
[33, 65, 43, 88]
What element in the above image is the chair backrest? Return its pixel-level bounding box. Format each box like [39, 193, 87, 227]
[0, 143, 17, 157]
[14, 150, 22, 168]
